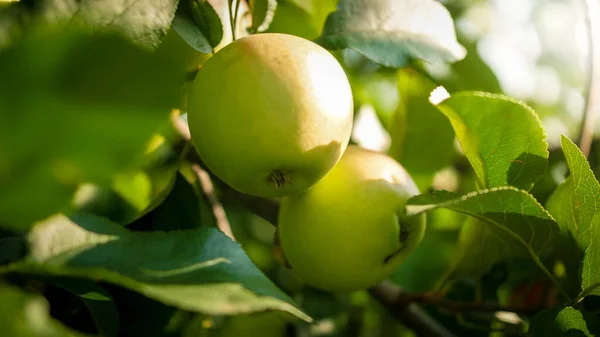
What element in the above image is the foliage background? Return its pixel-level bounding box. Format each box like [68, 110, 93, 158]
[0, 0, 599, 336]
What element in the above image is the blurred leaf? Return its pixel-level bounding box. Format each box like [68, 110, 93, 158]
[173, 0, 223, 53]
[390, 209, 463, 292]
[106, 285, 187, 337]
[0, 283, 90, 337]
[432, 92, 549, 190]
[431, 38, 502, 93]
[248, 0, 277, 33]
[112, 172, 153, 212]
[407, 187, 559, 258]
[442, 218, 507, 282]
[51, 279, 119, 337]
[0, 28, 183, 230]
[388, 69, 456, 188]
[546, 136, 600, 296]
[0, 2, 34, 49]
[0, 236, 26, 264]
[8, 213, 311, 322]
[267, 0, 336, 40]
[129, 172, 210, 231]
[316, 0, 466, 67]
[529, 306, 600, 337]
[38, 0, 180, 49]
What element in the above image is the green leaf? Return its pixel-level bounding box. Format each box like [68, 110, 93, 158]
[316, 0, 466, 67]
[407, 187, 559, 258]
[529, 306, 600, 337]
[0, 28, 183, 230]
[390, 209, 463, 292]
[431, 91, 549, 190]
[0, 283, 90, 337]
[546, 136, 600, 296]
[128, 173, 210, 231]
[8, 213, 311, 322]
[249, 0, 277, 33]
[388, 69, 456, 188]
[173, 0, 224, 53]
[38, 0, 180, 49]
[51, 279, 119, 337]
[443, 218, 508, 281]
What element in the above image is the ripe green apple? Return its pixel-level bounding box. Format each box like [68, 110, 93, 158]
[187, 33, 354, 197]
[277, 145, 426, 292]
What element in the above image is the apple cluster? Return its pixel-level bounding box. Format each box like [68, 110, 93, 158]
[187, 33, 426, 292]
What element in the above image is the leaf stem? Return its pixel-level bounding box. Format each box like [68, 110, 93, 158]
[227, 0, 237, 42]
[573, 282, 600, 304]
[233, 0, 241, 40]
[530, 253, 573, 302]
[578, 0, 600, 158]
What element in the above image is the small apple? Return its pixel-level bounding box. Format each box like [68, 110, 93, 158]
[187, 33, 353, 197]
[277, 145, 426, 292]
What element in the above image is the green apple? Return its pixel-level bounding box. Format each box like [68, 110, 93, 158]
[277, 145, 426, 292]
[187, 33, 354, 197]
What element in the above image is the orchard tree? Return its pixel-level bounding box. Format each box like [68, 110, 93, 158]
[0, 0, 599, 337]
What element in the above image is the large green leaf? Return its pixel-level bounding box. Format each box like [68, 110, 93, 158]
[547, 136, 600, 296]
[407, 187, 559, 260]
[0, 283, 90, 337]
[7, 213, 311, 322]
[316, 0, 466, 67]
[38, 0, 180, 49]
[0, 28, 183, 230]
[431, 92, 549, 190]
[529, 306, 600, 337]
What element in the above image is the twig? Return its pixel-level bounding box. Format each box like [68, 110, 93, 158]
[170, 110, 235, 240]
[369, 282, 456, 337]
[578, 0, 600, 157]
[191, 163, 235, 241]
[401, 293, 541, 316]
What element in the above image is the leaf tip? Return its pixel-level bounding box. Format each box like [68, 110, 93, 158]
[429, 86, 450, 105]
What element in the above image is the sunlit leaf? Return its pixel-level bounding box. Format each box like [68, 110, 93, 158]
[431, 91, 549, 190]
[316, 0, 466, 67]
[40, 0, 180, 49]
[407, 187, 559, 258]
[529, 306, 600, 337]
[547, 136, 600, 296]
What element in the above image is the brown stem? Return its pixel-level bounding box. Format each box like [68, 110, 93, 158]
[369, 282, 457, 337]
[191, 163, 235, 241]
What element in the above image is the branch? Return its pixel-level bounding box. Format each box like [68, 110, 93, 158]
[370, 282, 456, 337]
[400, 292, 540, 316]
[578, 0, 600, 158]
